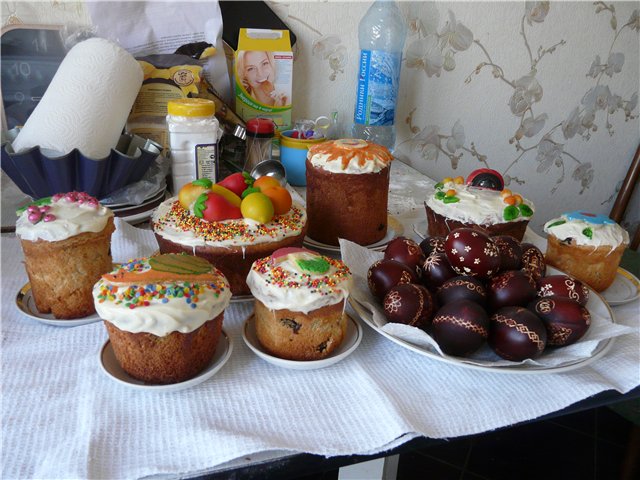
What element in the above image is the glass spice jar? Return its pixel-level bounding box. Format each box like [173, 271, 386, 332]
[244, 117, 275, 172]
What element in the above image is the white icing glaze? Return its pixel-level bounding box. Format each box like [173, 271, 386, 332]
[246, 252, 351, 314]
[308, 139, 391, 174]
[16, 196, 113, 242]
[425, 181, 534, 225]
[544, 215, 629, 249]
[93, 259, 231, 336]
[151, 197, 307, 248]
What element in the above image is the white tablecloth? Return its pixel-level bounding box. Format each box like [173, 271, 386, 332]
[2, 162, 639, 479]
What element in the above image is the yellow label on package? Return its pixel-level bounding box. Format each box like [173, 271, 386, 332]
[235, 28, 293, 130]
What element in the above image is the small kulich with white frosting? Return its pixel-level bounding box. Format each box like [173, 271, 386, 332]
[425, 171, 534, 241]
[305, 138, 393, 246]
[152, 197, 307, 296]
[94, 254, 231, 384]
[246, 247, 352, 361]
[544, 211, 629, 292]
[16, 192, 115, 319]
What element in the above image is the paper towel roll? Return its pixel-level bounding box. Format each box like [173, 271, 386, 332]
[12, 38, 143, 159]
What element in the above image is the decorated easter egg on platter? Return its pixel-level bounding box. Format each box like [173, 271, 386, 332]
[419, 236, 445, 257]
[420, 252, 457, 290]
[437, 276, 487, 307]
[383, 283, 436, 328]
[444, 228, 500, 279]
[536, 275, 590, 306]
[489, 306, 547, 361]
[493, 235, 522, 271]
[528, 296, 591, 347]
[487, 270, 537, 311]
[431, 300, 490, 356]
[384, 236, 425, 277]
[367, 259, 418, 300]
[521, 243, 546, 282]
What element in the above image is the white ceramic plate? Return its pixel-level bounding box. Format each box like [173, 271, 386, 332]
[231, 294, 254, 304]
[242, 313, 363, 370]
[349, 267, 616, 374]
[304, 215, 404, 253]
[101, 183, 166, 208]
[110, 188, 166, 214]
[15, 283, 101, 327]
[602, 268, 640, 306]
[99, 330, 233, 392]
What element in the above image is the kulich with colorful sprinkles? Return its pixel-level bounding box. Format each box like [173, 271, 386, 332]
[93, 254, 231, 384]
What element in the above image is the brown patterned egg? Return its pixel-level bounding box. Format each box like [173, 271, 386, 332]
[437, 276, 487, 307]
[383, 283, 436, 328]
[384, 236, 425, 278]
[419, 236, 445, 257]
[367, 259, 418, 300]
[487, 270, 537, 310]
[521, 243, 546, 282]
[444, 228, 500, 279]
[527, 296, 591, 347]
[431, 300, 490, 356]
[536, 275, 590, 306]
[489, 306, 547, 361]
[420, 252, 457, 290]
[493, 235, 522, 271]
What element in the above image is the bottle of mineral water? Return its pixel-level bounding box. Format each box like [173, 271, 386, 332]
[352, 0, 407, 151]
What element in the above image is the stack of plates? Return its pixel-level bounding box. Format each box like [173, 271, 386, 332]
[102, 185, 167, 224]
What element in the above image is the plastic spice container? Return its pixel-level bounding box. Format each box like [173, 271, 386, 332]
[244, 117, 275, 172]
[166, 98, 222, 193]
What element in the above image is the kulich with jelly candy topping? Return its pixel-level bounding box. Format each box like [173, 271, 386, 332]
[247, 248, 353, 361]
[152, 174, 308, 296]
[94, 254, 231, 384]
[425, 169, 534, 241]
[16, 192, 115, 319]
[543, 211, 629, 292]
[306, 139, 393, 246]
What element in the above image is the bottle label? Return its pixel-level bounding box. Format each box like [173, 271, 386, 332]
[194, 143, 218, 182]
[354, 49, 402, 126]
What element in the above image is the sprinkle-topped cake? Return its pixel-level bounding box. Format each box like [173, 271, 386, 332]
[16, 191, 115, 319]
[94, 253, 231, 383]
[543, 211, 629, 292]
[152, 174, 308, 296]
[247, 247, 352, 360]
[305, 139, 393, 246]
[425, 170, 534, 241]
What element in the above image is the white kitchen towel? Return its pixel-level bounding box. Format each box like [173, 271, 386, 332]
[2, 226, 639, 479]
[12, 38, 143, 158]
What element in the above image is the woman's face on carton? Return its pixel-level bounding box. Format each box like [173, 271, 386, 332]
[243, 51, 273, 87]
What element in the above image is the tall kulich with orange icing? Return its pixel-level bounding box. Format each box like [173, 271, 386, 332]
[16, 192, 115, 319]
[305, 139, 393, 246]
[93, 254, 231, 384]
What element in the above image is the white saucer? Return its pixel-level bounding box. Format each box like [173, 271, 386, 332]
[243, 313, 362, 370]
[99, 329, 233, 392]
[15, 283, 101, 327]
[304, 215, 403, 253]
[602, 268, 640, 306]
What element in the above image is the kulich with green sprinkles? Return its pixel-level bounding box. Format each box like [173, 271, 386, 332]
[247, 247, 352, 361]
[424, 169, 534, 241]
[543, 211, 629, 292]
[152, 173, 308, 296]
[93, 253, 231, 384]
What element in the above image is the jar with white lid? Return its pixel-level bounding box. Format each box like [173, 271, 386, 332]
[166, 98, 223, 193]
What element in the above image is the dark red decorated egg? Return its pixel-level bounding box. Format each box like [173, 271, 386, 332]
[383, 283, 436, 328]
[431, 300, 489, 356]
[493, 235, 522, 271]
[528, 296, 591, 346]
[384, 236, 425, 277]
[489, 306, 547, 361]
[487, 270, 537, 310]
[444, 228, 500, 279]
[466, 168, 505, 190]
[420, 252, 457, 290]
[521, 243, 546, 282]
[536, 275, 590, 306]
[437, 276, 487, 307]
[419, 236, 445, 257]
[368, 259, 418, 300]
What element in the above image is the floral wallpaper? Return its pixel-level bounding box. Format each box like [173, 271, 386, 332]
[2, 1, 639, 236]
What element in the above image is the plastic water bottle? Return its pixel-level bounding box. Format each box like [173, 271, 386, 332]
[352, 0, 407, 151]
